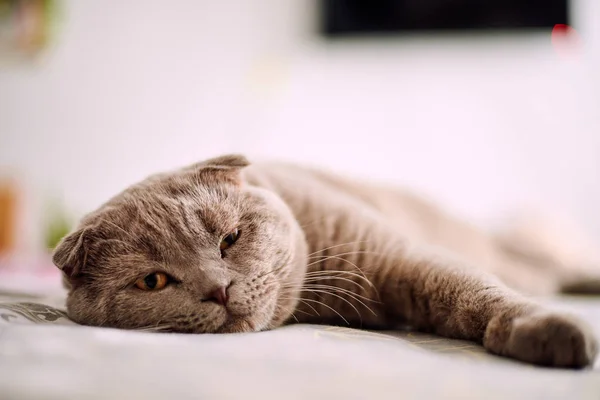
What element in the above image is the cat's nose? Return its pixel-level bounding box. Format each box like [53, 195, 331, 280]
[208, 286, 229, 306]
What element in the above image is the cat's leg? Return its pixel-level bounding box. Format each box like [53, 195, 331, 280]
[377, 247, 599, 368]
[298, 200, 597, 367]
[560, 274, 600, 295]
[496, 238, 600, 295]
[495, 215, 600, 295]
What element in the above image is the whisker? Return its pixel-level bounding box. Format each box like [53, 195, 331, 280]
[280, 296, 347, 324]
[302, 283, 377, 305]
[303, 269, 376, 289]
[134, 324, 173, 332]
[306, 254, 373, 287]
[294, 298, 321, 316]
[282, 278, 371, 302]
[257, 265, 284, 280]
[293, 288, 363, 323]
[279, 294, 321, 316]
[308, 241, 371, 257]
[290, 307, 314, 318]
[301, 274, 365, 291]
[289, 313, 300, 323]
[292, 308, 310, 316]
[308, 250, 381, 260]
[301, 284, 378, 316]
[302, 288, 363, 322]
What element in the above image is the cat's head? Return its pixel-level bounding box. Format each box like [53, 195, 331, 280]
[52, 154, 307, 333]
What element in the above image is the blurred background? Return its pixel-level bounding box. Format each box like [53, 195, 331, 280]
[0, 0, 599, 276]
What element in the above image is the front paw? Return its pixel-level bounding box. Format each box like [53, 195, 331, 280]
[484, 311, 598, 368]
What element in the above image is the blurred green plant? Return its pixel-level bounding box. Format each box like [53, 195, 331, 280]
[45, 203, 72, 250]
[0, 0, 62, 59]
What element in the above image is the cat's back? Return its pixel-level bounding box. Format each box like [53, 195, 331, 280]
[243, 161, 441, 239]
[243, 160, 498, 267]
[244, 160, 395, 211]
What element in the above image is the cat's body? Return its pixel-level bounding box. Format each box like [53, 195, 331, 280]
[247, 162, 599, 299]
[53, 155, 599, 368]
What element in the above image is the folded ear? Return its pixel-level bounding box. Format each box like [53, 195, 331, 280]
[186, 154, 250, 185]
[52, 228, 89, 279]
[203, 154, 250, 169]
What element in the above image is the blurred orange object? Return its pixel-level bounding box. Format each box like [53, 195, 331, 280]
[0, 179, 17, 255]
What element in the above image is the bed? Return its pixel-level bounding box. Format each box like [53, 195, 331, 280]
[1, 282, 599, 399]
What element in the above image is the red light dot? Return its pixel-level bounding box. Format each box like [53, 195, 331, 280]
[551, 24, 582, 60]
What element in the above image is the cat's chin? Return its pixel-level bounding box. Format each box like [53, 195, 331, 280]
[217, 317, 258, 333]
[216, 306, 276, 333]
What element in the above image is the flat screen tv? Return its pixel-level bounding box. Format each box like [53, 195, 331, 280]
[320, 0, 569, 36]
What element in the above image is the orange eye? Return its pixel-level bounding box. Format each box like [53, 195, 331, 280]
[135, 272, 169, 291]
[220, 229, 240, 252]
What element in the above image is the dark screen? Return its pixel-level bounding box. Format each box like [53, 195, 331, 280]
[321, 0, 569, 36]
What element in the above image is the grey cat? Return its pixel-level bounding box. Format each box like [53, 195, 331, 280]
[53, 155, 599, 368]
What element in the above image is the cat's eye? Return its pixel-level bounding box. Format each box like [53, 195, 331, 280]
[135, 272, 169, 291]
[220, 229, 240, 255]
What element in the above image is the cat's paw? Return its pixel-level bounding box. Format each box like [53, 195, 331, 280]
[484, 311, 598, 368]
[560, 276, 600, 295]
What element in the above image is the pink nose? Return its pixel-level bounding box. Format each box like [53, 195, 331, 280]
[209, 286, 229, 306]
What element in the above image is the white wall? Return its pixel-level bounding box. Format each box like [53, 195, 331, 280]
[1, 0, 599, 252]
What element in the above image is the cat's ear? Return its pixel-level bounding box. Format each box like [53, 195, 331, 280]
[52, 228, 90, 280]
[188, 154, 250, 185]
[202, 154, 250, 169]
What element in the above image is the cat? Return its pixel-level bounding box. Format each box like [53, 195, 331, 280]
[52, 154, 599, 368]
